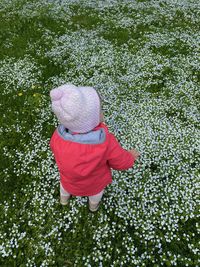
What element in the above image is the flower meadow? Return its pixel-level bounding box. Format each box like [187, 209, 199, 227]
[0, 0, 200, 266]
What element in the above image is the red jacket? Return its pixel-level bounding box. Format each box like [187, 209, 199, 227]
[50, 123, 135, 196]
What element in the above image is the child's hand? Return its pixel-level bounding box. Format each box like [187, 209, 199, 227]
[129, 149, 140, 160]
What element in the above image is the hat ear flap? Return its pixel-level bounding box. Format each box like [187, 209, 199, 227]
[50, 88, 63, 101]
[50, 84, 77, 101]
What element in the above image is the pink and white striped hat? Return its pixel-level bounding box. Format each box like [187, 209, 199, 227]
[50, 84, 101, 133]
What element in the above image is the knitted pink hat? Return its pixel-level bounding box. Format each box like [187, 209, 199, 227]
[50, 84, 101, 133]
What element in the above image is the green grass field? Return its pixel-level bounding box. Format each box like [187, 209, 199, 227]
[0, 0, 199, 266]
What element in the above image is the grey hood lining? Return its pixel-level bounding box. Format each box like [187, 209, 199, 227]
[57, 125, 106, 144]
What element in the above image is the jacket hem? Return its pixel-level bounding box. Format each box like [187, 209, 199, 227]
[61, 179, 112, 197]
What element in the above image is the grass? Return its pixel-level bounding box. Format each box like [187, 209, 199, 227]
[0, 0, 200, 266]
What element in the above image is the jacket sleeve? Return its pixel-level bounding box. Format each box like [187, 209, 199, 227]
[107, 133, 135, 170]
[49, 132, 55, 153]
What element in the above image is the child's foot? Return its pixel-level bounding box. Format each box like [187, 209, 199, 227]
[60, 195, 70, 205]
[89, 201, 100, 212]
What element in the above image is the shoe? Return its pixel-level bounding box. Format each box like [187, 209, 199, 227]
[60, 195, 70, 205]
[89, 201, 100, 212]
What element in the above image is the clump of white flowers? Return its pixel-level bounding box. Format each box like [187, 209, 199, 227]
[0, 57, 42, 95]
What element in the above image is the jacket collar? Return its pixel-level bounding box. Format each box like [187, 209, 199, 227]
[57, 124, 106, 144]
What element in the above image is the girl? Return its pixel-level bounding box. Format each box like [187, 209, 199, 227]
[50, 84, 140, 212]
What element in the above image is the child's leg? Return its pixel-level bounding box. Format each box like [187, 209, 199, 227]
[88, 190, 104, 212]
[60, 182, 71, 205]
[89, 190, 104, 203]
